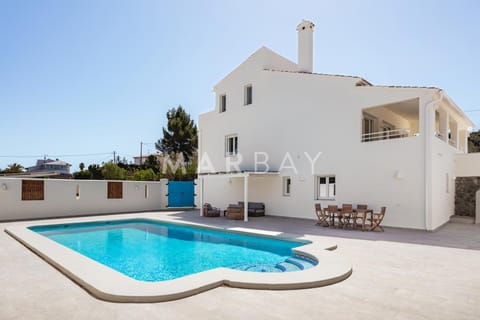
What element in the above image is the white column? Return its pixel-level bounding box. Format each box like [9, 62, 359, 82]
[450, 120, 458, 148]
[459, 129, 468, 153]
[424, 102, 436, 231]
[244, 174, 249, 222]
[199, 177, 204, 217]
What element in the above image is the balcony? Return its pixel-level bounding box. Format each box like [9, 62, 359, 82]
[435, 107, 467, 152]
[362, 128, 412, 142]
[361, 98, 419, 143]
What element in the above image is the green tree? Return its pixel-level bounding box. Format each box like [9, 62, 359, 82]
[156, 105, 198, 162]
[79, 162, 85, 171]
[87, 164, 104, 180]
[143, 154, 160, 173]
[73, 170, 92, 179]
[183, 151, 198, 180]
[131, 168, 157, 181]
[101, 162, 127, 180]
[468, 130, 480, 153]
[3, 163, 24, 173]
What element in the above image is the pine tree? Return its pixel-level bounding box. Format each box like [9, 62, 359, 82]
[156, 106, 198, 162]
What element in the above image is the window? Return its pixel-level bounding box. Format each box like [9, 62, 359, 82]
[244, 84, 252, 105]
[219, 94, 226, 113]
[225, 135, 238, 157]
[315, 175, 335, 199]
[362, 113, 376, 142]
[283, 177, 291, 196]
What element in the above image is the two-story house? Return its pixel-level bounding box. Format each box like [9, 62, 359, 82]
[198, 20, 474, 230]
[27, 158, 72, 175]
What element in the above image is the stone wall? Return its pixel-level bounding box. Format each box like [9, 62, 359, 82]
[455, 177, 480, 216]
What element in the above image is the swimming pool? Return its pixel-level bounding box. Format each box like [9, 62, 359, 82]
[6, 216, 352, 302]
[30, 219, 316, 281]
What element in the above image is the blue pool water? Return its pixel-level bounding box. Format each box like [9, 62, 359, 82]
[30, 219, 316, 282]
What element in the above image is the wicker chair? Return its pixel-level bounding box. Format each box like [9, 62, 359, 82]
[226, 204, 244, 220]
[203, 203, 221, 217]
[369, 207, 387, 231]
[314, 203, 329, 227]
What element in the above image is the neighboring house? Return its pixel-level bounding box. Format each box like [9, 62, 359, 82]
[133, 152, 163, 166]
[27, 159, 71, 175]
[197, 20, 475, 230]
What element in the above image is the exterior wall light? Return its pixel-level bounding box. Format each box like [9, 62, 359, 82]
[394, 170, 404, 180]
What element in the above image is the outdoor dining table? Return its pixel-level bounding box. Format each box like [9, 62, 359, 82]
[324, 207, 373, 231]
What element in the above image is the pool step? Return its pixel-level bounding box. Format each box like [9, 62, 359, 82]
[285, 256, 317, 270]
[230, 256, 317, 273]
[230, 263, 283, 272]
[275, 261, 301, 272]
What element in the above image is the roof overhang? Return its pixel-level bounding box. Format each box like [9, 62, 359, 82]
[198, 171, 280, 179]
[440, 91, 476, 128]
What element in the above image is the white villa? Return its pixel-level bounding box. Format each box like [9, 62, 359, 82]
[198, 20, 475, 230]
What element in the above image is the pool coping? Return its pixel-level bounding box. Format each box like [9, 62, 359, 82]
[5, 216, 352, 303]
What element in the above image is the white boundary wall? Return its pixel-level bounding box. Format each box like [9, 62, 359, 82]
[0, 178, 167, 221]
[455, 153, 480, 177]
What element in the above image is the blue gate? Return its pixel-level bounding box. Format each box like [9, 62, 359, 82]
[168, 181, 195, 207]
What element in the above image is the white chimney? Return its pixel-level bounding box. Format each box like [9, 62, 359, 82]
[296, 19, 315, 73]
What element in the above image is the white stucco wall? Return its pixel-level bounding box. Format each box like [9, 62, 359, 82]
[430, 138, 457, 230]
[200, 69, 437, 229]
[455, 153, 480, 177]
[0, 178, 166, 221]
[199, 46, 472, 230]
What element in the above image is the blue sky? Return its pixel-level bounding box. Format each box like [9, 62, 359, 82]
[1, 0, 479, 171]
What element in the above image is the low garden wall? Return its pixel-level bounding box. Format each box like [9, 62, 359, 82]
[0, 178, 168, 221]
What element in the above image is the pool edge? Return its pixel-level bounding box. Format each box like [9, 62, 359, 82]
[5, 217, 352, 303]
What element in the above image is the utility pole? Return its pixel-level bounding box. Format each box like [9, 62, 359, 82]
[113, 151, 116, 164]
[140, 141, 143, 165]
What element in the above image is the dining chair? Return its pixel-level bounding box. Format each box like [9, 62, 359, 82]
[369, 207, 387, 232]
[341, 204, 354, 229]
[353, 204, 368, 230]
[314, 203, 329, 227]
[326, 205, 338, 227]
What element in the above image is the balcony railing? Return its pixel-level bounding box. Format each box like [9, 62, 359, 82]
[362, 128, 411, 142]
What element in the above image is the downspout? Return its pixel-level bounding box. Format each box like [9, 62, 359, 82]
[424, 89, 444, 231]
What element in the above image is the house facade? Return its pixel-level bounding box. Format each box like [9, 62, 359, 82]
[198, 20, 474, 230]
[133, 152, 164, 166]
[27, 159, 71, 175]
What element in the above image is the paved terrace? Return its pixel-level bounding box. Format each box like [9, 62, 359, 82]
[1, 210, 480, 320]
